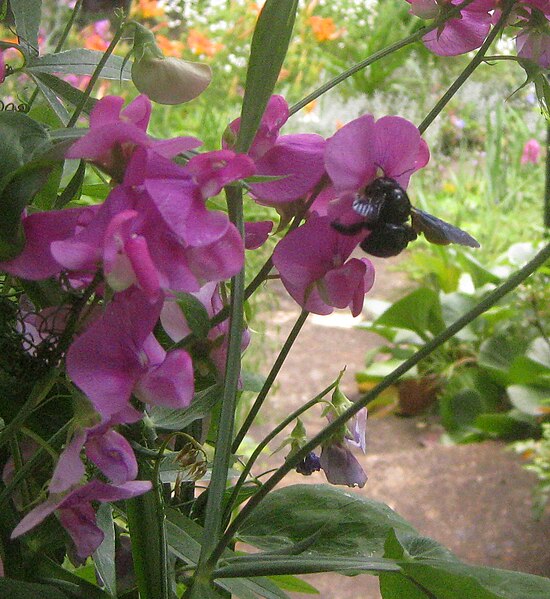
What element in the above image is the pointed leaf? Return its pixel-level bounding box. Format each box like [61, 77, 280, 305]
[238, 484, 417, 558]
[148, 384, 222, 430]
[93, 503, 116, 597]
[0, 580, 69, 599]
[32, 72, 98, 114]
[236, 0, 299, 152]
[176, 292, 211, 339]
[26, 49, 132, 80]
[10, 0, 41, 57]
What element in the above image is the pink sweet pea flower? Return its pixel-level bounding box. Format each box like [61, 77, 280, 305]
[324, 114, 429, 229]
[225, 95, 326, 204]
[66, 288, 194, 419]
[11, 479, 152, 559]
[66, 94, 202, 180]
[407, 0, 495, 56]
[0, 206, 99, 280]
[521, 138, 542, 164]
[272, 215, 375, 316]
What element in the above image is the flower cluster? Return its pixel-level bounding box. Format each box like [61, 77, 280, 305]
[406, 0, 550, 68]
[3, 90, 430, 554]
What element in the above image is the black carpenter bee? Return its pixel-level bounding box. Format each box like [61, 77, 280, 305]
[331, 177, 480, 258]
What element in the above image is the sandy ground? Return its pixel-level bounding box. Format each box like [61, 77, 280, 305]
[242, 257, 550, 598]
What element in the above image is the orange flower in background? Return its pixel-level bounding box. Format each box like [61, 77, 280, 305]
[132, 0, 164, 19]
[308, 15, 343, 42]
[84, 33, 109, 52]
[156, 34, 185, 57]
[187, 29, 223, 57]
[304, 99, 317, 114]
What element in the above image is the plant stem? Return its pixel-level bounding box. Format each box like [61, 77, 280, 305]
[195, 185, 246, 573]
[545, 122, 550, 229]
[210, 241, 550, 564]
[231, 309, 309, 453]
[289, 0, 478, 116]
[418, 0, 516, 135]
[66, 16, 126, 128]
[223, 377, 336, 523]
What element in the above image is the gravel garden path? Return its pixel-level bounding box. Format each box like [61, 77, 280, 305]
[246, 256, 550, 599]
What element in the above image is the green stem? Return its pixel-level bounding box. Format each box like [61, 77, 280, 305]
[418, 0, 516, 134]
[289, 0, 478, 116]
[223, 378, 337, 523]
[545, 122, 550, 229]
[66, 17, 127, 128]
[231, 309, 309, 453]
[210, 241, 550, 562]
[195, 186, 246, 574]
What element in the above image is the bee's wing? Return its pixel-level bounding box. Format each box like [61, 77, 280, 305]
[352, 195, 383, 223]
[411, 208, 480, 248]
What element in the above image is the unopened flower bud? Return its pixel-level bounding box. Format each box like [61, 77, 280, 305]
[130, 22, 212, 105]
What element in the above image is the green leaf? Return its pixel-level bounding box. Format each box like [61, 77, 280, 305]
[26, 49, 132, 80]
[507, 356, 550, 386]
[507, 385, 550, 416]
[10, 0, 41, 56]
[166, 509, 291, 599]
[474, 413, 537, 439]
[148, 384, 222, 430]
[0, 160, 53, 259]
[30, 74, 70, 125]
[478, 335, 524, 385]
[266, 575, 319, 594]
[375, 288, 445, 339]
[0, 579, 69, 599]
[33, 161, 63, 210]
[455, 252, 500, 287]
[241, 370, 267, 392]
[175, 292, 211, 339]
[238, 484, 417, 558]
[236, 0, 299, 152]
[31, 72, 98, 114]
[56, 161, 86, 208]
[93, 503, 116, 597]
[384, 529, 550, 599]
[0, 111, 49, 181]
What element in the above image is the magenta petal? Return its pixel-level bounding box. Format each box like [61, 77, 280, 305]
[49, 431, 87, 493]
[372, 116, 426, 187]
[135, 349, 194, 409]
[0, 207, 95, 280]
[59, 502, 104, 559]
[120, 94, 151, 130]
[89, 95, 125, 127]
[66, 289, 163, 418]
[125, 236, 161, 299]
[187, 224, 244, 284]
[85, 429, 138, 484]
[11, 498, 60, 538]
[66, 124, 150, 160]
[423, 12, 491, 56]
[250, 134, 326, 202]
[246, 95, 290, 159]
[244, 221, 273, 250]
[325, 114, 377, 192]
[151, 136, 202, 158]
[323, 259, 369, 316]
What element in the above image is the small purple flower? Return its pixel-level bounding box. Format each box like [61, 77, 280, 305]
[320, 392, 368, 488]
[295, 452, 322, 476]
[521, 138, 542, 165]
[11, 479, 152, 559]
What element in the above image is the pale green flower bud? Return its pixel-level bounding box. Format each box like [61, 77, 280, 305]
[130, 22, 212, 105]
